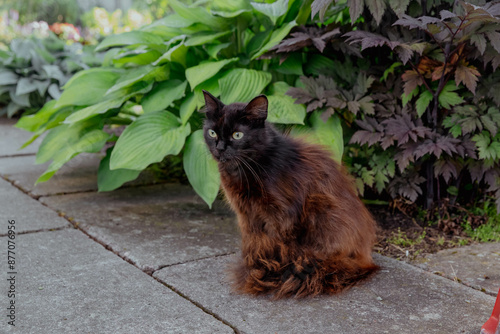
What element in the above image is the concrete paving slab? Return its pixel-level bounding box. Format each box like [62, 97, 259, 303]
[40, 184, 239, 271]
[414, 242, 500, 296]
[0, 153, 100, 196]
[0, 178, 69, 234]
[154, 254, 496, 334]
[0, 153, 165, 196]
[0, 118, 44, 156]
[0, 229, 234, 333]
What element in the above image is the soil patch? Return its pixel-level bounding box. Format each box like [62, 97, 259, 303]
[370, 205, 472, 261]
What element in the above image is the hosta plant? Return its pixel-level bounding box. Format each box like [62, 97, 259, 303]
[0, 34, 101, 117]
[16, 0, 343, 208]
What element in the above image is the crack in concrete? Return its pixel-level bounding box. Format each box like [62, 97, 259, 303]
[153, 252, 237, 273]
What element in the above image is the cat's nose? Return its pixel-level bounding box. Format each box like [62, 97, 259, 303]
[216, 141, 226, 151]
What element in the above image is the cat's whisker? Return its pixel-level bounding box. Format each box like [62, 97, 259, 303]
[237, 157, 267, 201]
[241, 155, 272, 180]
[234, 157, 251, 198]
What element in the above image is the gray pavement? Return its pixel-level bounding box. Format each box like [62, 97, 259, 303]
[0, 118, 498, 333]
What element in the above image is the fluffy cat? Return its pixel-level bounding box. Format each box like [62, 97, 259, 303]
[201, 90, 379, 298]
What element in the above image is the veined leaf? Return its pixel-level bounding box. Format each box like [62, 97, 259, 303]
[64, 82, 153, 124]
[106, 65, 168, 95]
[110, 111, 191, 170]
[185, 58, 238, 90]
[183, 130, 220, 208]
[185, 31, 232, 46]
[141, 80, 187, 113]
[35, 119, 104, 164]
[113, 49, 162, 65]
[366, 0, 386, 25]
[154, 43, 188, 67]
[219, 68, 272, 104]
[455, 64, 480, 94]
[415, 90, 433, 118]
[0, 70, 19, 85]
[251, 0, 289, 25]
[96, 31, 164, 51]
[15, 100, 59, 132]
[292, 111, 343, 162]
[97, 148, 141, 192]
[472, 132, 500, 160]
[36, 128, 110, 184]
[15, 78, 38, 96]
[267, 94, 306, 124]
[169, 0, 228, 30]
[56, 69, 121, 108]
[251, 20, 297, 60]
[439, 81, 464, 109]
[180, 92, 198, 125]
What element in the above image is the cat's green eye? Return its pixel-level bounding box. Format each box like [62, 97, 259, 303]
[208, 129, 217, 138]
[233, 132, 244, 140]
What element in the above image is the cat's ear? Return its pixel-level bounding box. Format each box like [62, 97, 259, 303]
[244, 95, 268, 121]
[201, 90, 224, 117]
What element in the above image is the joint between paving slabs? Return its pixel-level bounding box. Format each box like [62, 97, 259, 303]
[151, 275, 241, 334]
[1, 174, 240, 333]
[0, 152, 37, 159]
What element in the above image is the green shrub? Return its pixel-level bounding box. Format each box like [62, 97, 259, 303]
[0, 34, 101, 117]
[284, 0, 500, 211]
[16, 0, 344, 207]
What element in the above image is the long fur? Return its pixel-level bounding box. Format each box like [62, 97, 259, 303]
[202, 92, 379, 298]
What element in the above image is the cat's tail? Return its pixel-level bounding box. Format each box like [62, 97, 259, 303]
[229, 253, 379, 299]
[273, 254, 379, 299]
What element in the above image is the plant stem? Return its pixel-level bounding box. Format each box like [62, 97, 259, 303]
[426, 158, 435, 209]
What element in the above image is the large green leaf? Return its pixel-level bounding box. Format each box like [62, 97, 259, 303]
[154, 43, 188, 67]
[194, 73, 225, 108]
[16, 78, 38, 96]
[291, 111, 343, 162]
[272, 53, 304, 76]
[56, 69, 121, 108]
[185, 58, 238, 89]
[251, 0, 289, 25]
[105, 65, 168, 95]
[219, 68, 272, 104]
[113, 49, 162, 65]
[185, 31, 232, 46]
[169, 0, 228, 30]
[64, 82, 153, 124]
[96, 31, 164, 51]
[36, 128, 110, 184]
[251, 20, 297, 60]
[267, 83, 305, 124]
[183, 130, 220, 208]
[0, 70, 19, 85]
[97, 148, 141, 192]
[180, 92, 198, 125]
[141, 80, 187, 113]
[110, 111, 191, 170]
[15, 100, 59, 132]
[310, 112, 343, 162]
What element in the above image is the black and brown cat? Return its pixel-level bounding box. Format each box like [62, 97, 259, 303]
[201, 90, 378, 298]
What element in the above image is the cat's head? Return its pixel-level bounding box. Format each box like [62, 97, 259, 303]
[201, 90, 269, 166]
